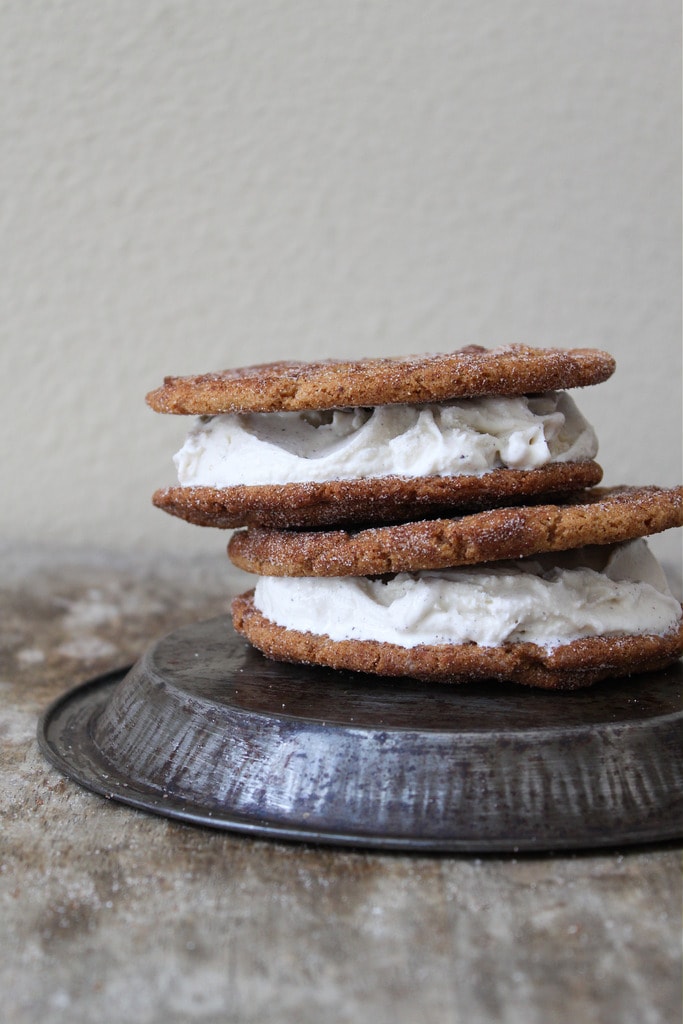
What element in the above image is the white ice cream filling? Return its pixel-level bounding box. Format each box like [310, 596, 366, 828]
[174, 392, 598, 487]
[252, 539, 681, 652]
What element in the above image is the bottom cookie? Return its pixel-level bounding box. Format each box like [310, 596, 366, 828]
[153, 462, 603, 530]
[231, 592, 683, 691]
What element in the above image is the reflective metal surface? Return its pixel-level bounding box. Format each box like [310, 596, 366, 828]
[38, 617, 683, 851]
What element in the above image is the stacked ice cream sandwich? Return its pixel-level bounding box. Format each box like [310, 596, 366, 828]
[147, 345, 683, 689]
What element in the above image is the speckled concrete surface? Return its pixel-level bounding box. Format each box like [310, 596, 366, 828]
[1, 546, 681, 1024]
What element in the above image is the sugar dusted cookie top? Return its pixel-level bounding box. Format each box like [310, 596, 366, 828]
[227, 486, 683, 576]
[146, 345, 616, 415]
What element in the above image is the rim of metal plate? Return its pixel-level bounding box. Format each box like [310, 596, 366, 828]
[37, 667, 367, 848]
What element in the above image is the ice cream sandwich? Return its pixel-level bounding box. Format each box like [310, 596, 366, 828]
[147, 345, 613, 529]
[230, 487, 683, 690]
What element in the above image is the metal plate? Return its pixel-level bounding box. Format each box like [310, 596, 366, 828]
[38, 616, 683, 851]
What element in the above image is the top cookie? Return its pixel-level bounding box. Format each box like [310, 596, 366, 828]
[146, 345, 616, 415]
[227, 485, 683, 576]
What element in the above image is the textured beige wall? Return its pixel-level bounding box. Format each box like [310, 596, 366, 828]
[2, 1, 680, 571]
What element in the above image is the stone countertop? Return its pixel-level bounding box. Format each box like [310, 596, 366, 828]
[1, 546, 681, 1024]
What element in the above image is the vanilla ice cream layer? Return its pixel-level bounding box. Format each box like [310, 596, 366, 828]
[174, 392, 598, 487]
[252, 540, 681, 652]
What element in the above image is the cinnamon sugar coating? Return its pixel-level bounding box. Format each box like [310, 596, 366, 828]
[228, 485, 683, 576]
[153, 462, 603, 530]
[146, 345, 615, 415]
[231, 592, 683, 691]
